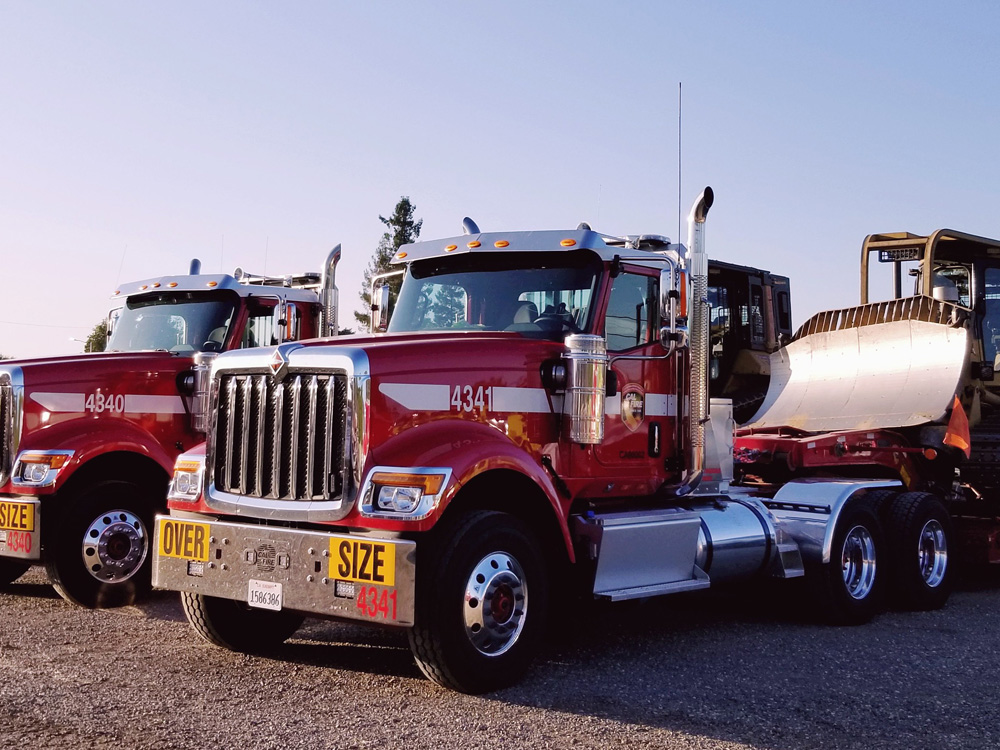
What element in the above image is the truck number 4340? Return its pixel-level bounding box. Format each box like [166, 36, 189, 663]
[451, 385, 492, 413]
[85, 393, 126, 413]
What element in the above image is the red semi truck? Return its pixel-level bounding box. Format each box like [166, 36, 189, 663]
[154, 191, 980, 693]
[0, 250, 341, 606]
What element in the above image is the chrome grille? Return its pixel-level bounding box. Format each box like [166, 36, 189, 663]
[213, 372, 348, 501]
[0, 382, 12, 486]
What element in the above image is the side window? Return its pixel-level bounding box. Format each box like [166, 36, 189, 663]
[242, 302, 278, 349]
[605, 272, 659, 351]
[708, 285, 731, 384]
[984, 267, 1000, 367]
[748, 283, 765, 348]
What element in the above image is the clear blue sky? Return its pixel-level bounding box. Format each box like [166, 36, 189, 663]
[2, 1, 998, 358]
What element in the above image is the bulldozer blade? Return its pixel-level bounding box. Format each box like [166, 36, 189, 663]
[746, 314, 969, 432]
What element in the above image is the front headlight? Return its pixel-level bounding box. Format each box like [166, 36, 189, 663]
[12, 451, 74, 487]
[168, 458, 205, 502]
[360, 468, 451, 520]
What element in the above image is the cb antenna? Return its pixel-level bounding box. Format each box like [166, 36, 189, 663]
[677, 81, 683, 243]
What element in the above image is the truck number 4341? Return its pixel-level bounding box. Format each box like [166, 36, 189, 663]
[451, 385, 492, 414]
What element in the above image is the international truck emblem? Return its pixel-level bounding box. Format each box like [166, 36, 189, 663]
[268, 348, 288, 379]
[621, 386, 645, 432]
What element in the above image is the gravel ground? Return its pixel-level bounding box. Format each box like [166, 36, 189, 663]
[2, 566, 1000, 750]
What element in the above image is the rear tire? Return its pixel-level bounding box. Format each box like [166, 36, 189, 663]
[883, 491, 953, 611]
[45, 480, 157, 608]
[408, 511, 547, 693]
[809, 500, 887, 625]
[181, 592, 305, 652]
[0, 559, 30, 586]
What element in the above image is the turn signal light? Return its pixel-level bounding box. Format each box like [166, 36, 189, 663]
[370, 471, 446, 495]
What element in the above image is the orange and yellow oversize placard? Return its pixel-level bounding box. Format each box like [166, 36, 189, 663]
[158, 518, 211, 562]
[0, 501, 34, 532]
[329, 538, 395, 587]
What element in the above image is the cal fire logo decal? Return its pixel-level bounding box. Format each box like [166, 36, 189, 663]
[621, 385, 645, 432]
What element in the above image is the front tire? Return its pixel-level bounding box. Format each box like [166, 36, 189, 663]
[408, 511, 548, 693]
[809, 500, 887, 625]
[181, 593, 305, 652]
[883, 492, 953, 611]
[45, 480, 156, 608]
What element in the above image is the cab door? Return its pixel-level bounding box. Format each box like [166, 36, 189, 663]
[592, 266, 677, 482]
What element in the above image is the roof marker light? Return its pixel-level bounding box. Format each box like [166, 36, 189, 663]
[495, 240, 509, 248]
[152, 282, 161, 288]
[397, 251, 408, 259]
[207, 281, 218, 287]
[140, 285, 148, 290]
[167, 282, 178, 287]
[445, 244, 458, 252]
[561, 239, 577, 247]
[468, 241, 481, 248]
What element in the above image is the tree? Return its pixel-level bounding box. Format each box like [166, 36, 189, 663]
[84, 319, 108, 353]
[354, 196, 422, 329]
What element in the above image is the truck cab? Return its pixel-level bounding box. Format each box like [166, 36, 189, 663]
[0, 250, 341, 607]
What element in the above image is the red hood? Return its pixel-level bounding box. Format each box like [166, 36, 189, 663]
[0, 351, 192, 387]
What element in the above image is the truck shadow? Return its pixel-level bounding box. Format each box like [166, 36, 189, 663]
[0, 566, 60, 600]
[121, 569, 1000, 750]
[279, 619, 419, 680]
[486, 576, 1000, 750]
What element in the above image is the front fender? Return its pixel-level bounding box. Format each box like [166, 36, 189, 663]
[14, 417, 178, 495]
[366, 420, 572, 553]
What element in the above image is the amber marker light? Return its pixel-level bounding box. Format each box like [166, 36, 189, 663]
[923, 448, 939, 460]
[207, 281, 218, 287]
[560, 239, 577, 247]
[467, 241, 481, 248]
[140, 285, 148, 290]
[397, 251, 408, 259]
[168, 282, 178, 287]
[370, 471, 446, 495]
[152, 282, 161, 288]
[445, 244, 458, 252]
[20, 453, 70, 469]
[495, 240, 510, 248]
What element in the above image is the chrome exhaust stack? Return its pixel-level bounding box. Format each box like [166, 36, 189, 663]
[678, 187, 714, 495]
[319, 245, 342, 337]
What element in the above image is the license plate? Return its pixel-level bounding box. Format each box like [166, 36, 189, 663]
[0, 501, 34, 532]
[158, 518, 211, 561]
[329, 538, 396, 587]
[247, 579, 282, 611]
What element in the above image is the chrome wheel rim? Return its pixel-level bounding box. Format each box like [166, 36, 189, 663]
[81, 510, 148, 583]
[462, 552, 527, 657]
[917, 519, 948, 588]
[841, 524, 877, 600]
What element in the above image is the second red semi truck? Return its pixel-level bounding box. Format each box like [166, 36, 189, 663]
[0, 249, 341, 606]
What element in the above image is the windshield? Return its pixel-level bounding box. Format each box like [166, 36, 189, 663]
[387, 252, 601, 337]
[107, 291, 237, 353]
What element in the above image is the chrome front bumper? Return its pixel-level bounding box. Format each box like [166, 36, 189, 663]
[152, 515, 416, 626]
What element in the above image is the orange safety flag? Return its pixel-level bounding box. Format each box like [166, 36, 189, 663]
[943, 394, 971, 458]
